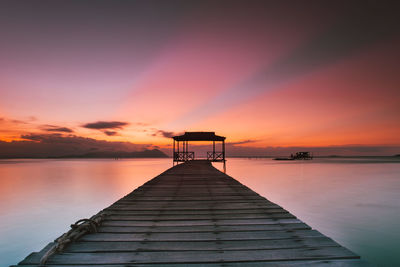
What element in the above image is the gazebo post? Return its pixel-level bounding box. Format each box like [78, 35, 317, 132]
[223, 140, 226, 173]
[213, 140, 215, 160]
[183, 141, 186, 160]
[173, 139, 175, 166]
[177, 140, 179, 163]
[222, 140, 225, 159]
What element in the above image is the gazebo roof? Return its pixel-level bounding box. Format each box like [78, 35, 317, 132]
[173, 132, 226, 141]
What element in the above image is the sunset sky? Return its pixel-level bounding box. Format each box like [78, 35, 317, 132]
[1, 0, 399, 156]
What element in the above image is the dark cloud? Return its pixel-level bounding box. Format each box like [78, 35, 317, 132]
[81, 121, 130, 136]
[42, 125, 74, 133]
[47, 127, 73, 133]
[21, 133, 80, 144]
[152, 130, 182, 138]
[229, 139, 258, 146]
[82, 121, 129, 130]
[104, 130, 118, 136]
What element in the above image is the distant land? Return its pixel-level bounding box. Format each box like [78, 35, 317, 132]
[0, 149, 168, 159]
[56, 149, 168, 159]
[0, 135, 168, 159]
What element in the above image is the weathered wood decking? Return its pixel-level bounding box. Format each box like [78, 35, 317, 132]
[17, 160, 368, 266]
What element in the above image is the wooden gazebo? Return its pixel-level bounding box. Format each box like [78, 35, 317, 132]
[172, 131, 226, 170]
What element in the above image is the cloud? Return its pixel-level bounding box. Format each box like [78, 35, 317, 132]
[152, 130, 182, 138]
[104, 130, 118, 136]
[42, 125, 74, 133]
[229, 139, 258, 146]
[21, 133, 61, 142]
[81, 120, 130, 136]
[47, 127, 74, 133]
[82, 121, 129, 130]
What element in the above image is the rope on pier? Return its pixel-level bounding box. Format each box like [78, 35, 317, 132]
[71, 218, 99, 232]
[39, 211, 107, 265]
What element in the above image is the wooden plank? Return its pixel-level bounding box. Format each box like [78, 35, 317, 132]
[107, 204, 281, 210]
[104, 213, 294, 221]
[115, 200, 272, 204]
[104, 207, 285, 214]
[39, 247, 359, 264]
[123, 192, 259, 196]
[14, 259, 372, 267]
[98, 223, 311, 233]
[127, 194, 259, 198]
[101, 218, 302, 227]
[109, 204, 278, 210]
[65, 237, 340, 252]
[80, 229, 324, 242]
[119, 197, 265, 202]
[135, 186, 250, 189]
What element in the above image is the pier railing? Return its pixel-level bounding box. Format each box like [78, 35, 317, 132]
[207, 151, 225, 162]
[173, 151, 195, 162]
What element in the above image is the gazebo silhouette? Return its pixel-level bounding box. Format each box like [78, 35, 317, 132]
[172, 131, 226, 171]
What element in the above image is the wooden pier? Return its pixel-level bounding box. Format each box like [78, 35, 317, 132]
[16, 160, 368, 266]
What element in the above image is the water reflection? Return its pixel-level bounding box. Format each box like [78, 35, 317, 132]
[1, 158, 399, 266]
[0, 159, 172, 266]
[217, 158, 400, 267]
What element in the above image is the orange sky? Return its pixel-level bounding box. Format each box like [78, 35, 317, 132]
[0, 1, 399, 155]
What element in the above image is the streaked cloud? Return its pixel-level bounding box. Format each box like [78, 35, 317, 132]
[152, 130, 182, 138]
[42, 125, 74, 133]
[81, 121, 129, 136]
[82, 121, 129, 130]
[229, 139, 258, 146]
[104, 130, 118, 136]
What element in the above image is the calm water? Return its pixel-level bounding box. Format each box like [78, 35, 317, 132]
[1, 158, 399, 266]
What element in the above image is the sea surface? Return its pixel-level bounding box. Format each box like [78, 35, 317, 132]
[1, 157, 399, 266]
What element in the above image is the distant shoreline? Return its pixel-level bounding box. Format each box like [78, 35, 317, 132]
[0, 148, 168, 159]
[227, 155, 400, 158]
[0, 156, 168, 159]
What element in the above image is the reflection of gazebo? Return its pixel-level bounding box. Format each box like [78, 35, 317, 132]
[172, 131, 226, 171]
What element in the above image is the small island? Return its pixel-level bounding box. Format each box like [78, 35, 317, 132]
[274, 151, 313, 161]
